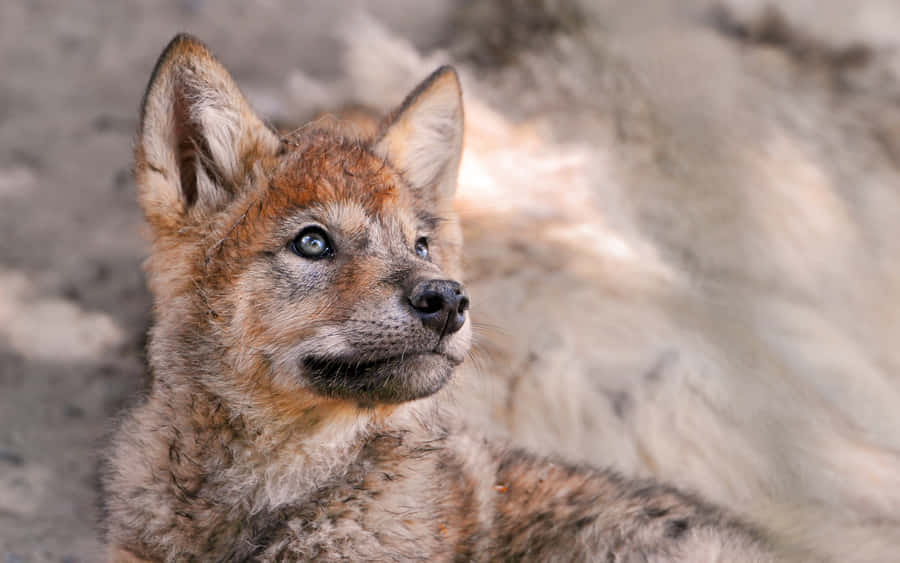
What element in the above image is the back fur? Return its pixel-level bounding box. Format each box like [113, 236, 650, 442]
[325, 6, 900, 561]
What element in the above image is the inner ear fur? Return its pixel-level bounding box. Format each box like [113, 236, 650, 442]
[136, 34, 280, 232]
[374, 66, 464, 205]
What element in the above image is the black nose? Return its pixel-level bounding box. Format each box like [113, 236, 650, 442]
[409, 279, 469, 336]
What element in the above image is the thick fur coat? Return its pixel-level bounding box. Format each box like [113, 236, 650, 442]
[102, 35, 778, 561]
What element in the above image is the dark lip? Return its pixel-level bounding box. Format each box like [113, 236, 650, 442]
[302, 351, 459, 404]
[303, 351, 442, 378]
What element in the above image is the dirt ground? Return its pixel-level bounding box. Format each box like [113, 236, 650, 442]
[3, 1, 900, 561]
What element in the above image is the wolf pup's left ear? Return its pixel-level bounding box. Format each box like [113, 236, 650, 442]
[374, 66, 464, 204]
[136, 34, 280, 233]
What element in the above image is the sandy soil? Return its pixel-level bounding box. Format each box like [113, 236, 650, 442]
[3, 1, 900, 561]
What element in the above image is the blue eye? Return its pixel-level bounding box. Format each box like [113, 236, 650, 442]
[415, 237, 429, 259]
[292, 227, 333, 259]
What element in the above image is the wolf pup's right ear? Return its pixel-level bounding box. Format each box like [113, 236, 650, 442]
[136, 34, 280, 233]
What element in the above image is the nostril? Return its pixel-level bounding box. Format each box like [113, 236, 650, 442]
[422, 294, 443, 314]
[411, 290, 444, 315]
[457, 296, 470, 314]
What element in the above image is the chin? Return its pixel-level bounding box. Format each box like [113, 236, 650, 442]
[303, 352, 458, 405]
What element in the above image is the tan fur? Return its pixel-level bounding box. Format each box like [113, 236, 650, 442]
[311, 9, 900, 560]
[102, 34, 780, 561]
[374, 67, 464, 203]
[109, 547, 154, 563]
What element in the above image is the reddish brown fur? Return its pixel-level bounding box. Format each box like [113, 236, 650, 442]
[102, 34, 780, 562]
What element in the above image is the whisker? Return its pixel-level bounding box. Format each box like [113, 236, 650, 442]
[465, 341, 495, 375]
[471, 320, 507, 338]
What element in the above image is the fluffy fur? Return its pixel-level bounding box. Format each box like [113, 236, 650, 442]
[313, 4, 900, 561]
[102, 35, 779, 561]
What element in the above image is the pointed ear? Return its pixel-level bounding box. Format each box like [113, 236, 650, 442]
[374, 66, 464, 204]
[136, 34, 280, 231]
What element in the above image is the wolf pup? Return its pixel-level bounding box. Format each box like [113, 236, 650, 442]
[102, 35, 777, 562]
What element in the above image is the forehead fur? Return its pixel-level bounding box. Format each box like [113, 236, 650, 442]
[197, 128, 420, 278]
[271, 129, 407, 216]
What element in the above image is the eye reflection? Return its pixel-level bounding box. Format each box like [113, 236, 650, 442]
[415, 237, 429, 259]
[292, 226, 333, 259]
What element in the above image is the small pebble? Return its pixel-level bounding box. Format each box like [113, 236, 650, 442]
[0, 447, 24, 466]
[63, 403, 85, 419]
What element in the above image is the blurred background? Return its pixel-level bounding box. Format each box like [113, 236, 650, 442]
[2, 1, 900, 561]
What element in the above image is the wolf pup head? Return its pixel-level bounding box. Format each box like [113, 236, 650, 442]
[136, 34, 469, 409]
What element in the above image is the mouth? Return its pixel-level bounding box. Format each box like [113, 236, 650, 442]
[302, 352, 460, 404]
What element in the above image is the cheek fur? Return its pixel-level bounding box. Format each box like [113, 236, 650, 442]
[271, 253, 334, 301]
[228, 258, 338, 351]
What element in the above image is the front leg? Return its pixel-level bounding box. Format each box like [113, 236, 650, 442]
[487, 449, 776, 562]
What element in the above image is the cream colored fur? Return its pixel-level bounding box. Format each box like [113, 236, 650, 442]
[139, 41, 280, 221]
[274, 5, 900, 561]
[374, 68, 464, 201]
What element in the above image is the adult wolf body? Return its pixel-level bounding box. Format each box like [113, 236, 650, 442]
[102, 35, 775, 562]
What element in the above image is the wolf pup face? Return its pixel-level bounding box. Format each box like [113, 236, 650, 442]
[136, 35, 470, 406]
